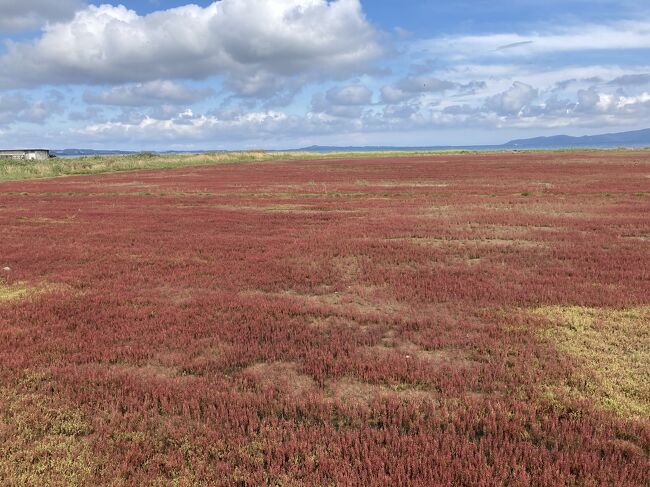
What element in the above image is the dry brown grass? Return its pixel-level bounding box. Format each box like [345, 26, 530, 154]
[327, 378, 434, 405]
[240, 362, 317, 398]
[375, 335, 477, 366]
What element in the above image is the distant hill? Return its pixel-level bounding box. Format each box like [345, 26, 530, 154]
[505, 128, 650, 149]
[298, 128, 650, 152]
[296, 145, 485, 152]
[50, 128, 650, 156]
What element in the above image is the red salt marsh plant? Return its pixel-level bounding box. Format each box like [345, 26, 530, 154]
[0, 150, 649, 485]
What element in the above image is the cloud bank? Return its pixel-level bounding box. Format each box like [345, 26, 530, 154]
[0, 0, 381, 97]
[83, 81, 214, 107]
[1, 1, 649, 149]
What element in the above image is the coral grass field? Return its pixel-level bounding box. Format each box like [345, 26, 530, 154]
[0, 151, 649, 485]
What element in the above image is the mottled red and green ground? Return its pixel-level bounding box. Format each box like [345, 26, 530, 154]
[1, 151, 649, 485]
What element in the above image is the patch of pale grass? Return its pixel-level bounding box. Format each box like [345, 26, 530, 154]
[0, 282, 70, 303]
[0, 371, 94, 486]
[0, 283, 30, 302]
[240, 362, 317, 398]
[534, 305, 650, 419]
[327, 378, 434, 405]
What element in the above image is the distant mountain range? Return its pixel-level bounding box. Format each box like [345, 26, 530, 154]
[299, 128, 650, 152]
[51, 127, 650, 156]
[504, 128, 650, 149]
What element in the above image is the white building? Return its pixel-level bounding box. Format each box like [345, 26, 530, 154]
[0, 149, 52, 160]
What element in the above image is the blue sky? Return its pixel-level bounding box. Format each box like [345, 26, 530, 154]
[1, 0, 649, 150]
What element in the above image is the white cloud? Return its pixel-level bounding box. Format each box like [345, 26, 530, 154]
[3, 4, 650, 149]
[380, 86, 411, 104]
[310, 84, 373, 118]
[325, 84, 373, 106]
[608, 73, 650, 86]
[75, 108, 296, 145]
[575, 89, 601, 112]
[0, 91, 63, 124]
[419, 19, 650, 61]
[433, 64, 650, 98]
[486, 82, 538, 115]
[382, 102, 421, 120]
[0, 0, 381, 98]
[381, 76, 456, 103]
[6, 85, 650, 150]
[0, 94, 28, 123]
[581, 90, 650, 114]
[0, 0, 83, 33]
[479, 83, 650, 129]
[83, 81, 214, 106]
[68, 106, 103, 122]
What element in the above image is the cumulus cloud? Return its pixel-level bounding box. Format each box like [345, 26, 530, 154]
[608, 73, 650, 86]
[3, 2, 650, 149]
[311, 84, 373, 118]
[0, 94, 28, 123]
[477, 82, 650, 129]
[75, 108, 296, 145]
[0, 0, 83, 33]
[381, 76, 456, 103]
[575, 88, 601, 112]
[0, 91, 63, 124]
[382, 102, 421, 120]
[455, 81, 488, 95]
[485, 82, 538, 115]
[68, 106, 104, 122]
[325, 85, 373, 106]
[0, 0, 381, 98]
[7, 84, 650, 149]
[578, 90, 650, 115]
[83, 81, 214, 107]
[443, 104, 481, 116]
[71, 104, 407, 149]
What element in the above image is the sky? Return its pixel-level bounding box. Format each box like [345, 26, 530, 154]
[0, 0, 649, 150]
